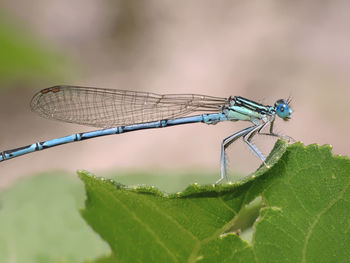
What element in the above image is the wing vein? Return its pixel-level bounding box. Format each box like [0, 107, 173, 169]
[31, 85, 227, 128]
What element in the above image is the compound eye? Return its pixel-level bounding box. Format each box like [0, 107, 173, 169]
[275, 100, 292, 120]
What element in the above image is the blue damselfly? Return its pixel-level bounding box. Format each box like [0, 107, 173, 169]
[0, 86, 293, 183]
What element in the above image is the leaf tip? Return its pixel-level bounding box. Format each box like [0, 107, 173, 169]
[77, 170, 95, 181]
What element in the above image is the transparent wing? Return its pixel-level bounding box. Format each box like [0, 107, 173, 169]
[30, 85, 228, 128]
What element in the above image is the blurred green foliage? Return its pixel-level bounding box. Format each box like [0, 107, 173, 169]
[0, 172, 110, 263]
[0, 13, 70, 86]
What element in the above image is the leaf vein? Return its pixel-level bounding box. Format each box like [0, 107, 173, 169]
[104, 190, 180, 262]
[301, 174, 350, 262]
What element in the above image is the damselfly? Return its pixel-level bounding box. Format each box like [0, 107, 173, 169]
[0, 86, 293, 184]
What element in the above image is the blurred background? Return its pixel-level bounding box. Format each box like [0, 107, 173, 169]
[1, 1, 350, 262]
[1, 0, 350, 187]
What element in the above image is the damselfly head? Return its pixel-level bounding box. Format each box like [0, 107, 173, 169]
[274, 99, 292, 121]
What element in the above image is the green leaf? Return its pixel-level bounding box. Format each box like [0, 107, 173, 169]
[79, 140, 350, 262]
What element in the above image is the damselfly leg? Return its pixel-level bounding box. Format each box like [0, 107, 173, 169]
[218, 125, 258, 184]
